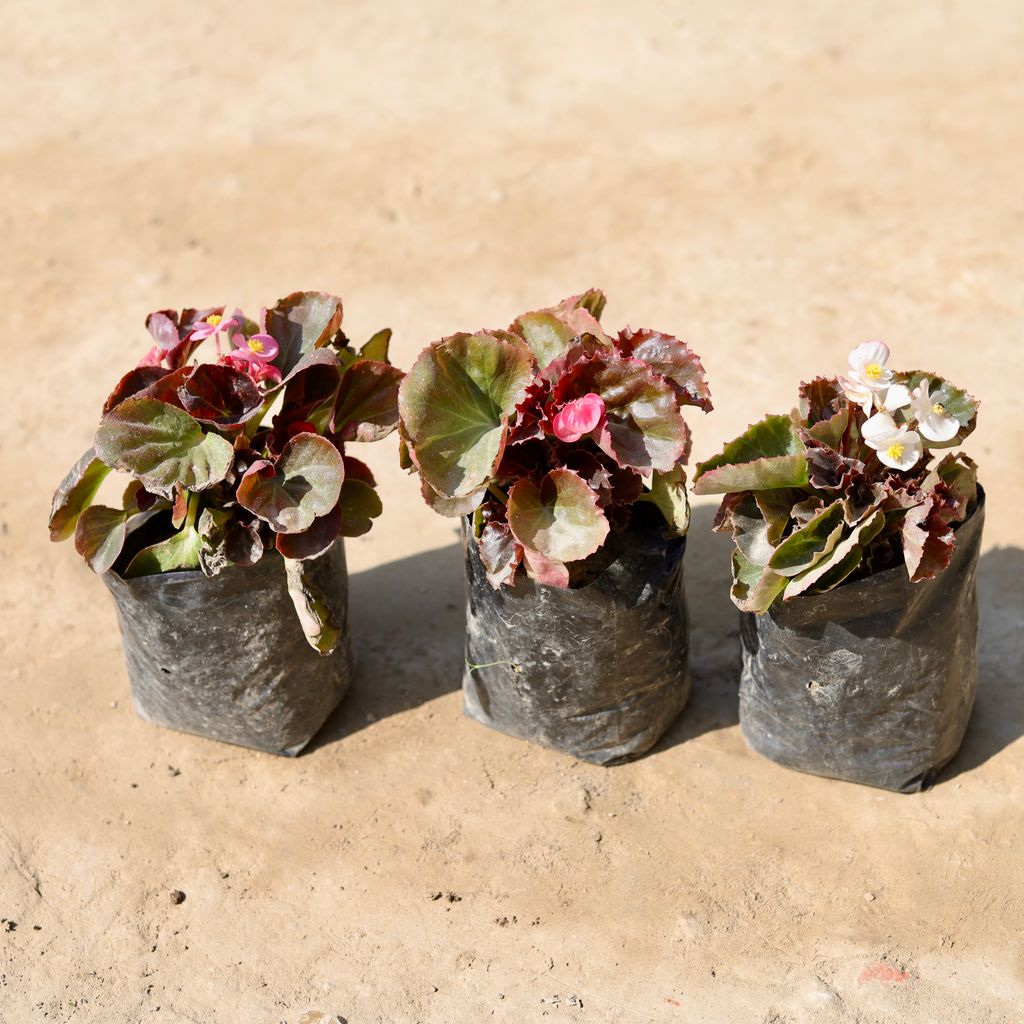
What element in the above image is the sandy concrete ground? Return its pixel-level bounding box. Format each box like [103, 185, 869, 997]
[3, 1, 1023, 1021]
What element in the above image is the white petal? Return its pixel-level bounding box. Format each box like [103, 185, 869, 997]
[875, 430, 921, 470]
[862, 412, 899, 447]
[839, 375, 872, 404]
[919, 412, 960, 443]
[849, 340, 891, 371]
[882, 384, 912, 411]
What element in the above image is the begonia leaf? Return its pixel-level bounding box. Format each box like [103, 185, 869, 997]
[284, 555, 341, 655]
[123, 523, 203, 577]
[103, 367, 170, 414]
[767, 501, 846, 577]
[730, 548, 788, 614]
[478, 520, 522, 589]
[555, 353, 690, 472]
[338, 478, 384, 538]
[399, 331, 534, 498]
[275, 502, 343, 559]
[94, 397, 234, 499]
[266, 291, 344, 377]
[360, 328, 392, 362]
[332, 360, 404, 441]
[177, 363, 264, 428]
[507, 467, 609, 564]
[785, 508, 885, 599]
[74, 505, 128, 574]
[49, 448, 111, 542]
[197, 508, 264, 577]
[236, 432, 345, 534]
[620, 328, 713, 412]
[693, 414, 808, 494]
[640, 465, 691, 535]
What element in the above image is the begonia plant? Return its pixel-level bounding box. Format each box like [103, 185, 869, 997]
[49, 292, 403, 653]
[692, 342, 980, 613]
[398, 290, 712, 588]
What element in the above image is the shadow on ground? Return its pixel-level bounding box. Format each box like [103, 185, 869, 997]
[306, 542, 465, 750]
[942, 544, 1024, 782]
[654, 503, 742, 752]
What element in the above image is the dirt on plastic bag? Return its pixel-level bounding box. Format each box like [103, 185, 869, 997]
[102, 541, 353, 756]
[462, 507, 690, 765]
[739, 489, 986, 793]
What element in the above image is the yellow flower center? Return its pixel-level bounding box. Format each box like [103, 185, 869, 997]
[206, 314, 222, 327]
[864, 363, 884, 380]
[886, 442, 905, 462]
[248, 338, 265, 354]
[932, 402, 946, 416]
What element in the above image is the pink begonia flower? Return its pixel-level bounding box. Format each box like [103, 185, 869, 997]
[551, 393, 606, 443]
[220, 349, 283, 386]
[231, 329, 280, 362]
[189, 311, 238, 342]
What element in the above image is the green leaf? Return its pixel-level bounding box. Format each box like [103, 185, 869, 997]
[398, 331, 534, 498]
[753, 488, 808, 545]
[507, 467, 609, 564]
[693, 414, 809, 495]
[236, 433, 345, 534]
[511, 311, 576, 369]
[767, 501, 846, 577]
[332, 360, 404, 441]
[726, 494, 776, 567]
[338, 478, 384, 538]
[124, 524, 202, 577]
[640, 465, 691, 535]
[285, 556, 341, 655]
[359, 328, 392, 362]
[74, 505, 128, 573]
[730, 548, 788, 614]
[94, 398, 234, 499]
[266, 291, 344, 377]
[419, 477, 486, 518]
[785, 508, 885, 599]
[49, 448, 111, 542]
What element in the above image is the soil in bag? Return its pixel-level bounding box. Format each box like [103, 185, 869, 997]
[462, 505, 690, 765]
[739, 488, 985, 792]
[102, 541, 353, 756]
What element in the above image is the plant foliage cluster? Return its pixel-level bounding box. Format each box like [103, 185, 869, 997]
[398, 290, 712, 588]
[49, 292, 402, 652]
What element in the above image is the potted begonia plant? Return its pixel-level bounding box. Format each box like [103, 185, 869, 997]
[49, 292, 403, 755]
[398, 290, 712, 764]
[692, 342, 983, 792]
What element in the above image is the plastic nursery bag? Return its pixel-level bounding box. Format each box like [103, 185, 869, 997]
[739, 489, 986, 793]
[102, 541, 353, 756]
[462, 510, 691, 765]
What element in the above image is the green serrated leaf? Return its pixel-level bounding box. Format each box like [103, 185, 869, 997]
[768, 501, 846, 577]
[693, 414, 809, 495]
[785, 508, 886, 598]
[49, 448, 111, 542]
[731, 548, 788, 613]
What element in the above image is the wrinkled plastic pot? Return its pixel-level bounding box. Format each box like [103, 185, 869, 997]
[739, 489, 985, 792]
[462, 513, 690, 765]
[102, 542, 353, 755]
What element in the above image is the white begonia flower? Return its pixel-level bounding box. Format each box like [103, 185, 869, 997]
[847, 341, 894, 390]
[907, 381, 959, 443]
[880, 382, 911, 412]
[839, 374, 875, 415]
[839, 342, 901, 415]
[861, 412, 922, 471]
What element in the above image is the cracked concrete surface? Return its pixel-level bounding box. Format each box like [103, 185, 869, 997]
[2, 2, 1023, 1021]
